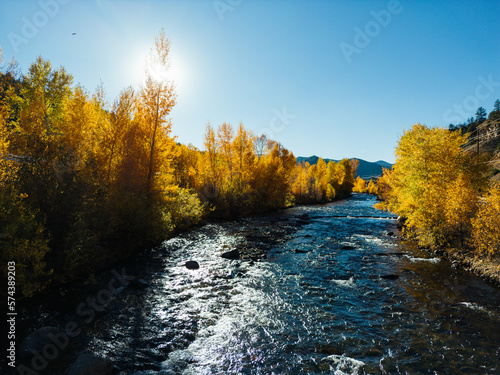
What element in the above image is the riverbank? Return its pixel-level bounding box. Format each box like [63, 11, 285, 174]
[395, 228, 500, 286]
[437, 247, 500, 286]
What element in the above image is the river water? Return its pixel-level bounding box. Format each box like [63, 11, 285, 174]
[35, 194, 500, 374]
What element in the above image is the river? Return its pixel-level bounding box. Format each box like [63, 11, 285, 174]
[21, 194, 500, 374]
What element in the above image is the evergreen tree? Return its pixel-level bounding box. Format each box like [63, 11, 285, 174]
[475, 106, 487, 123]
[488, 99, 500, 122]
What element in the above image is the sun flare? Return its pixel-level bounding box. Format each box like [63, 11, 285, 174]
[129, 47, 186, 90]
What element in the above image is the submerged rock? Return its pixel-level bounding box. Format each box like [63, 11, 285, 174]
[296, 219, 310, 225]
[294, 249, 308, 253]
[221, 249, 240, 260]
[185, 261, 200, 270]
[67, 353, 113, 375]
[380, 274, 400, 280]
[341, 245, 357, 250]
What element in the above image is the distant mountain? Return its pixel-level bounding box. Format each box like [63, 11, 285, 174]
[374, 160, 393, 169]
[296, 155, 332, 165]
[296, 155, 393, 179]
[356, 159, 391, 179]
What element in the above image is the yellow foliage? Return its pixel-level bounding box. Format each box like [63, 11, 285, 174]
[444, 173, 478, 246]
[353, 176, 367, 193]
[327, 159, 355, 198]
[0, 103, 15, 187]
[326, 183, 336, 201]
[291, 162, 312, 201]
[367, 179, 378, 195]
[374, 168, 393, 204]
[291, 158, 355, 204]
[376, 124, 488, 247]
[471, 184, 500, 259]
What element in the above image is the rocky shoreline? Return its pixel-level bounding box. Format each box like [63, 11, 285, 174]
[395, 215, 500, 286]
[435, 247, 500, 287]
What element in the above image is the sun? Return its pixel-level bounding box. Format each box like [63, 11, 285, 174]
[145, 53, 185, 87]
[128, 44, 189, 92]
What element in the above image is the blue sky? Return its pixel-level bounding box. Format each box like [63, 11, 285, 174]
[1, 0, 499, 163]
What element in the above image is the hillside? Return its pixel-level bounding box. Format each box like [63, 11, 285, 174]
[296, 156, 392, 179]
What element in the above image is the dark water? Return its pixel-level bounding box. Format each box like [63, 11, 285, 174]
[33, 195, 500, 374]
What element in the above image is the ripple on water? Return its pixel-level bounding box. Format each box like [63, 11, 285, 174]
[321, 354, 366, 374]
[331, 276, 356, 288]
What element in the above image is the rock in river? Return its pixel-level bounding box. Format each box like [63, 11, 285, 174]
[341, 245, 357, 250]
[380, 274, 400, 280]
[221, 249, 240, 260]
[185, 261, 200, 270]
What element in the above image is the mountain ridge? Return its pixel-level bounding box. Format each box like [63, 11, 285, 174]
[296, 155, 392, 179]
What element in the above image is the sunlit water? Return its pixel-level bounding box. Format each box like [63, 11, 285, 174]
[67, 195, 500, 374]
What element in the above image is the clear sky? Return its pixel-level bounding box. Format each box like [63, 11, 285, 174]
[1, 0, 499, 163]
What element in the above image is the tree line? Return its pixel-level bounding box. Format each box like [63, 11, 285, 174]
[376, 124, 500, 260]
[0, 34, 357, 297]
[352, 176, 378, 195]
[448, 100, 500, 134]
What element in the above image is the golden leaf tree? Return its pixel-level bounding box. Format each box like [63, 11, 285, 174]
[471, 183, 500, 259]
[136, 29, 178, 200]
[353, 176, 367, 193]
[376, 124, 488, 247]
[367, 179, 378, 195]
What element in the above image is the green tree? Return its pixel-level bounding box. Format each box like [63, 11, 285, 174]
[475, 107, 487, 125]
[488, 99, 500, 122]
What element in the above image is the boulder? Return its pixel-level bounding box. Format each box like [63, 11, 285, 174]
[19, 326, 62, 359]
[185, 261, 200, 270]
[380, 274, 400, 280]
[341, 246, 357, 250]
[294, 249, 308, 253]
[221, 249, 240, 260]
[67, 353, 113, 375]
